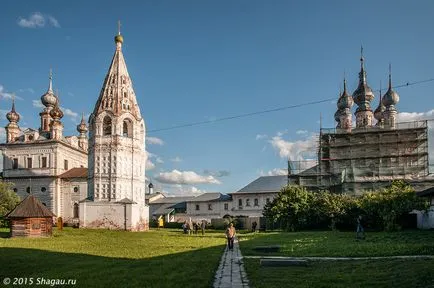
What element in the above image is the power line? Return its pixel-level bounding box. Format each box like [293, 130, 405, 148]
[146, 77, 434, 134]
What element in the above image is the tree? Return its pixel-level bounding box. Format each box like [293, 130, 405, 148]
[263, 185, 311, 231]
[0, 181, 21, 226]
[360, 180, 428, 231]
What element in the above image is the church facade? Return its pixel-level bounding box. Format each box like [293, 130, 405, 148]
[0, 73, 89, 224]
[79, 29, 149, 231]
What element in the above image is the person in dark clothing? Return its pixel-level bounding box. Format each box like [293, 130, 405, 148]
[252, 221, 257, 232]
[356, 215, 365, 240]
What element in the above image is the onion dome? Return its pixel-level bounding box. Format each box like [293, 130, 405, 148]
[6, 98, 20, 123]
[382, 65, 399, 107]
[50, 101, 64, 120]
[353, 48, 374, 110]
[337, 79, 354, 110]
[76, 113, 88, 134]
[41, 70, 58, 108]
[374, 87, 386, 121]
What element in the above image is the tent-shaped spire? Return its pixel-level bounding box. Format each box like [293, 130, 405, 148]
[6, 195, 56, 218]
[92, 22, 142, 120]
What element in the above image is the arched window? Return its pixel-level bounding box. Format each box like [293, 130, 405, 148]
[123, 119, 133, 137]
[26, 187, 31, 194]
[103, 116, 112, 136]
[73, 203, 79, 218]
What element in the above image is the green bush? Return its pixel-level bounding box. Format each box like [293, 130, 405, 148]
[263, 180, 428, 232]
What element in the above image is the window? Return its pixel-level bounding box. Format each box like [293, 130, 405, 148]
[13, 188, 17, 193]
[208, 204, 213, 210]
[224, 203, 228, 210]
[73, 203, 79, 218]
[103, 116, 112, 136]
[238, 199, 242, 207]
[123, 119, 132, 137]
[41, 157, 47, 168]
[195, 204, 200, 211]
[27, 157, 33, 168]
[64, 160, 69, 170]
[42, 203, 47, 206]
[246, 199, 251, 207]
[254, 198, 259, 207]
[13, 158, 18, 169]
[26, 187, 31, 194]
[73, 187, 79, 193]
[41, 187, 46, 193]
[31, 220, 40, 230]
[266, 198, 270, 204]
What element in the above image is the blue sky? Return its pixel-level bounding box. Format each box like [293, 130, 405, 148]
[1, 0, 434, 195]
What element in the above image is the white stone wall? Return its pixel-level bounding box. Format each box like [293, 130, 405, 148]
[88, 112, 146, 204]
[230, 193, 277, 217]
[186, 201, 232, 219]
[61, 179, 88, 224]
[79, 201, 149, 231]
[1, 141, 87, 219]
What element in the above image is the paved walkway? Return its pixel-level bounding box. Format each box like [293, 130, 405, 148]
[213, 237, 249, 288]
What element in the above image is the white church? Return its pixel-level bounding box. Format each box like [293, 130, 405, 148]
[1, 27, 149, 231]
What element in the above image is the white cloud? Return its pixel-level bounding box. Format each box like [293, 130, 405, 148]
[164, 185, 205, 196]
[0, 85, 23, 100]
[156, 157, 164, 164]
[17, 12, 60, 28]
[155, 170, 221, 185]
[276, 130, 288, 137]
[145, 151, 156, 170]
[17, 88, 34, 94]
[32, 100, 44, 109]
[47, 16, 60, 28]
[296, 130, 308, 135]
[269, 133, 318, 161]
[398, 110, 434, 122]
[203, 169, 231, 177]
[170, 156, 182, 163]
[256, 134, 267, 140]
[146, 136, 164, 145]
[260, 168, 288, 176]
[146, 159, 155, 170]
[62, 107, 78, 119]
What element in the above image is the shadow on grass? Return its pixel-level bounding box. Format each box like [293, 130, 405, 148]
[0, 231, 10, 238]
[0, 244, 225, 288]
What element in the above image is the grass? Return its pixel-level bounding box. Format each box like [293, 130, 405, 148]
[238, 230, 434, 257]
[239, 230, 434, 288]
[0, 227, 226, 288]
[244, 258, 434, 288]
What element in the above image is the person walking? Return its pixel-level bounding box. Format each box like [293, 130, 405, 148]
[356, 215, 365, 240]
[225, 223, 236, 250]
[201, 220, 206, 235]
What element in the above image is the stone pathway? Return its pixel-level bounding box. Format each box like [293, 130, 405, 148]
[213, 237, 249, 288]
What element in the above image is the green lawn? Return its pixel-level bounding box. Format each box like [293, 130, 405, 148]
[239, 230, 434, 288]
[0, 228, 226, 288]
[238, 230, 434, 257]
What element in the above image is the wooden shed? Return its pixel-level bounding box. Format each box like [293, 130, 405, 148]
[5, 195, 56, 237]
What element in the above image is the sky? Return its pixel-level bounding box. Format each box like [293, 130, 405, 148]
[1, 0, 434, 196]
